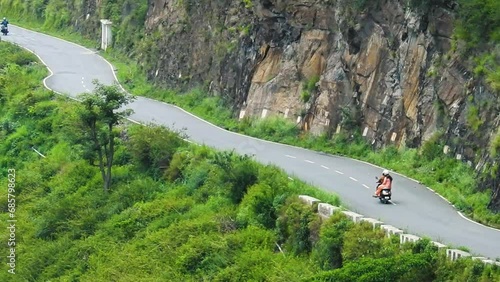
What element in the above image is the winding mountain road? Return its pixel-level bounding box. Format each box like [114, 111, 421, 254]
[4, 25, 500, 259]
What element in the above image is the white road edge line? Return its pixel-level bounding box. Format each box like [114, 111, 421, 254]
[437, 194, 452, 205]
[335, 170, 344, 175]
[349, 177, 358, 182]
[457, 211, 500, 233]
[305, 160, 314, 164]
[321, 165, 329, 170]
[127, 118, 142, 125]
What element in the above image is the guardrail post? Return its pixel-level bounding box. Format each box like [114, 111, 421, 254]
[446, 249, 471, 261]
[100, 19, 113, 51]
[341, 211, 364, 223]
[359, 218, 383, 229]
[400, 234, 421, 244]
[380, 225, 403, 238]
[317, 203, 341, 219]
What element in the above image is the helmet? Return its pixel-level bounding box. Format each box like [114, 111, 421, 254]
[382, 169, 389, 176]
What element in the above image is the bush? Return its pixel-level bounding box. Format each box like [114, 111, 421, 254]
[435, 256, 500, 282]
[164, 149, 191, 181]
[127, 124, 186, 178]
[209, 151, 259, 203]
[341, 222, 389, 261]
[0, 41, 37, 68]
[311, 213, 353, 270]
[228, 155, 259, 203]
[175, 234, 230, 276]
[237, 183, 285, 229]
[308, 252, 436, 282]
[276, 198, 321, 255]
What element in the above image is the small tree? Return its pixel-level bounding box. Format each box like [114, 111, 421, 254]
[77, 80, 134, 192]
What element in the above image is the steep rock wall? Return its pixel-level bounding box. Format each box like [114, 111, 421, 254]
[142, 0, 499, 207]
[144, 1, 497, 155]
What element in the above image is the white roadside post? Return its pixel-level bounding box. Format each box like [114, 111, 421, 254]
[100, 19, 113, 51]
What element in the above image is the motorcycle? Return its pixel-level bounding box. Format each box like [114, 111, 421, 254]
[375, 176, 392, 204]
[1, 24, 8, 36]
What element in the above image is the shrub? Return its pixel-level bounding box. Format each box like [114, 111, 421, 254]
[419, 132, 444, 162]
[237, 183, 285, 229]
[127, 124, 185, 178]
[209, 151, 259, 203]
[308, 252, 436, 282]
[164, 150, 191, 181]
[175, 234, 230, 276]
[276, 198, 320, 255]
[341, 222, 388, 261]
[311, 213, 353, 270]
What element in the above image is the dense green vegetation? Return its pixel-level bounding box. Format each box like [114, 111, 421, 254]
[442, 0, 500, 93]
[1, 42, 499, 280]
[0, 0, 499, 228]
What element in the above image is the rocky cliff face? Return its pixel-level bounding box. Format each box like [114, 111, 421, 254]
[143, 0, 498, 156]
[152, 0, 500, 208]
[56, 0, 500, 208]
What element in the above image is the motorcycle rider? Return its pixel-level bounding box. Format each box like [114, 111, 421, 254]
[373, 169, 392, 197]
[1, 17, 8, 34]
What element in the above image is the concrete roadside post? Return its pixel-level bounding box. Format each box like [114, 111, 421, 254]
[100, 19, 113, 51]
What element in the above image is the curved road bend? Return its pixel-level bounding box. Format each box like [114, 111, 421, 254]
[4, 25, 500, 259]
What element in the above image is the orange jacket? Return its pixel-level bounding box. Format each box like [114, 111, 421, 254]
[380, 176, 392, 189]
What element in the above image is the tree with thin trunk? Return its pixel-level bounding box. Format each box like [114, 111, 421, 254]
[77, 80, 134, 192]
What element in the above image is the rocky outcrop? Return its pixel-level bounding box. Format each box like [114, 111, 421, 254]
[139, 1, 493, 147]
[142, 0, 500, 207]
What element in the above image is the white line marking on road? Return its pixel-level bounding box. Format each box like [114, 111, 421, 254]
[363, 184, 370, 189]
[81, 77, 90, 91]
[305, 160, 314, 164]
[128, 118, 142, 125]
[457, 211, 500, 232]
[335, 170, 344, 175]
[437, 194, 452, 204]
[349, 177, 358, 182]
[285, 155, 296, 159]
[288, 177, 294, 181]
[389, 201, 397, 206]
[321, 165, 329, 170]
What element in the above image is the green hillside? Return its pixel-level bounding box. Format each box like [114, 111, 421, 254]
[1, 42, 499, 281]
[1, 0, 500, 227]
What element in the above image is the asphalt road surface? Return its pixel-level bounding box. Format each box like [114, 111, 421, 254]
[4, 25, 500, 259]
